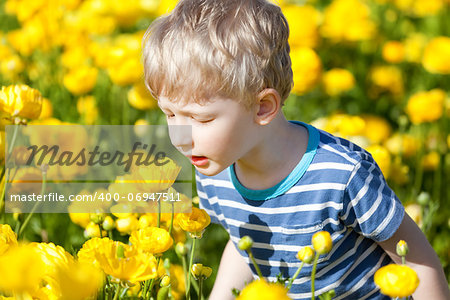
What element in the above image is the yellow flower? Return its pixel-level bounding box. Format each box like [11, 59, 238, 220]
[369, 66, 404, 98]
[176, 207, 211, 235]
[138, 214, 157, 229]
[297, 246, 314, 263]
[366, 145, 391, 179]
[38, 98, 53, 119]
[77, 95, 98, 124]
[385, 133, 418, 158]
[320, 0, 376, 42]
[108, 57, 143, 86]
[404, 33, 427, 63]
[282, 5, 320, 48]
[396, 240, 409, 257]
[54, 260, 103, 300]
[393, 0, 445, 17]
[374, 264, 419, 297]
[237, 279, 292, 300]
[84, 221, 107, 238]
[78, 237, 158, 283]
[0, 84, 43, 119]
[422, 37, 450, 74]
[130, 227, 173, 254]
[0, 53, 25, 80]
[128, 81, 158, 110]
[406, 89, 445, 124]
[115, 215, 140, 234]
[362, 115, 392, 144]
[169, 264, 186, 300]
[322, 68, 355, 96]
[69, 212, 91, 228]
[422, 151, 440, 171]
[405, 203, 422, 227]
[312, 231, 332, 255]
[382, 41, 405, 64]
[0, 244, 46, 294]
[291, 47, 322, 95]
[63, 66, 98, 95]
[191, 263, 213, 280]
[29, 242, 75, 277]
[0, 224, 18, 255]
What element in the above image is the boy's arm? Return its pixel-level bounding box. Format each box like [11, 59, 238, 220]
[377, 213, 450, 299]
[208, 239, 254, 300]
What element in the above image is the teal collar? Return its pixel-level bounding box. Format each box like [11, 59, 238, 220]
[229, 121, 319, 200]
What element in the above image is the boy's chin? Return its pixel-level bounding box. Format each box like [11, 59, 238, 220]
[194, 164, 226, 177]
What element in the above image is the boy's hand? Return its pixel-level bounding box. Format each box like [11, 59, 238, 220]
[377, 214, 450, 299]
[209, 239, 254, 300]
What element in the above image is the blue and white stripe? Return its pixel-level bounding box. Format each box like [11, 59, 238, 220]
[197, 122, 403, 299]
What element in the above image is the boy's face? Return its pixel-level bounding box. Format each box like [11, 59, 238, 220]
[158, 95, 259, 176]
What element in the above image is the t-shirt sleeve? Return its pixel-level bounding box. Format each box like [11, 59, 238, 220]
[196, 173, 220, 224]
[340, 157, 405, 242]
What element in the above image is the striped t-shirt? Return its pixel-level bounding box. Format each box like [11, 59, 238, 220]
[197, 121, 404, 299]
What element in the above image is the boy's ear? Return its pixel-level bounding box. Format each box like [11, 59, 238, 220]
[254, 88, 282, 125]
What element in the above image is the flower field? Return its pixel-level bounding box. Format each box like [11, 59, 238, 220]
[0, 0, 449, 299]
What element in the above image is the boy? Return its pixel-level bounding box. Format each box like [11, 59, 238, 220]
[142, 0, 449, 299]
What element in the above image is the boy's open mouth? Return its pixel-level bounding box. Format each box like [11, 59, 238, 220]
[191, 156, 209, 166]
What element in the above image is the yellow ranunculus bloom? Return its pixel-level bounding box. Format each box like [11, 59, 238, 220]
[128, 81, 158, 110]
[297, 246, 314, 263]
[393, 0, 445, 17]
[84, 221, 107, 238]
[362, 115, 392, 144]
[38, 98, 53, 119]
[191, 263, 213, 280]
[69, 212, 91, 228]
[422, 37, 450, 74]
[405, 203, 422, 227]
[77, 95, 98, 124]
[406, 89, 445, 124]
[130, 227, 173, 254]
[312, 231, 332, 255]
[382, 41, 405, 64]
[385, 133, 418, 158]
[0, 84, 43, 119]
[78, 237, 158, 283]
[113, 215, 139, 234]
[0, 224, 18, 255]
[422, 151, 440, 171]
[169, 264, 186, 300]
[404, 33, 426, 63]
[374, 264, 419, 298]
[29, 242, 75, 277]
[0, 244, 46, 294]
[320, 0, 376, 42]
[291, 47, 322, 95]
[63, 66, 98, 95]
[176, 207, 211, 234]
[369, 66, 404, 98]
[282, 5, 320, 48]
[55, 260, 103, 300]
[237, 279, 292, 300]
[366, 144, 391, 178]
[108, 57, 143, 86]
[322, 68, 355, 96]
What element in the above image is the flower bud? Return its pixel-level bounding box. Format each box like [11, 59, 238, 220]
[191, 263, 212, 280]
[175, 242, 188, 256]
[417, 191, 430, 206]
[396, 240, 409, 257]
[312, 231, 332, 255]
[238, 236, 253, 251]
[90, 212, 106, 224]
[160, 275, 171, 287]
[297, 246, 314, 263]
[102, 216, 115, 231]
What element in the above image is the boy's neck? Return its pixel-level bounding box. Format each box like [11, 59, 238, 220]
[233, 116, 309, 191]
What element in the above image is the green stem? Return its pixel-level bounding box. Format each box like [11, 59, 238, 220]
[287, 261, 304, 290]
[142, 280, 150, 299]
[412, 125, 425, 198]
[402, 256, 406, 265]
[247, 249, 263, 279]
[0, 168, 11, 221]
[98, 224, 103, 238]
[7, 124, 19, 156]
[19, 171, 47, 237]
[181, 254, 188, 293]
[311, 253, 319, 300]
[186, 238, 197, 300]
[199, 277, 204, 300]
[147, 256, 161, 299]
[113, 284, 122, 300]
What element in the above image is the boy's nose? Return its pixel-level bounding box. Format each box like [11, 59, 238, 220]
[168, 125, 193, 154]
